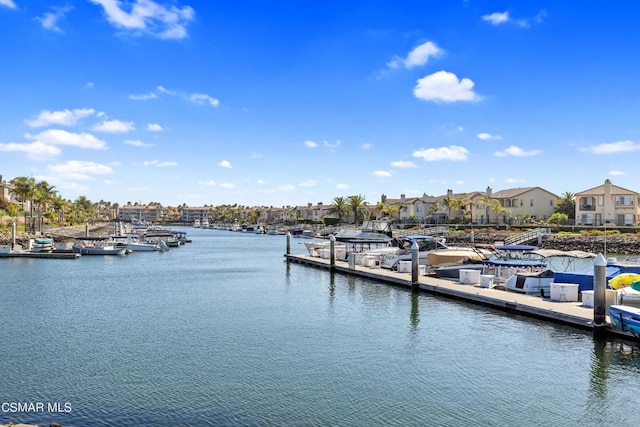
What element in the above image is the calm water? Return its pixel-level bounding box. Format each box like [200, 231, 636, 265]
[2, 227, 640, 426]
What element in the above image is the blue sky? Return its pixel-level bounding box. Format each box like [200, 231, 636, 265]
[1, 1, 639, 208]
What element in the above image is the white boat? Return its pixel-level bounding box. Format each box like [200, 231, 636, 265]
[30, 237, 54, 253]
[303, 220, 394, 258]
[376, 235, 449, 270]
[111, 235, 164, 252]
[72, 238, 128, 255]
[503, 248, 596, 296]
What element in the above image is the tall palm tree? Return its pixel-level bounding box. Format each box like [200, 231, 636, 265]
[373, 202, 386, 220]
[328, 196, 351, 225]
[348, 194, 368, 225]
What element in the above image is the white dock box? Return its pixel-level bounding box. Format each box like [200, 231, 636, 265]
[459, 269, 481, 285]
[0, 245, 10, 254]
[480, 274, 495, 288]
[581, 290, 594, 307]
[397, 261, 412, 273]
[550, 283, 579, 302]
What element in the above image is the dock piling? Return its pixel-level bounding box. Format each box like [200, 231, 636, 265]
[329, 234, 336, 270]
[411, 240, 419, 291]
[593, 253, 607, 329]
[286, 232, 291, 255]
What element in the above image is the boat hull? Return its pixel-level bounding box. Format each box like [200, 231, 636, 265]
[610, 305, 640, 334]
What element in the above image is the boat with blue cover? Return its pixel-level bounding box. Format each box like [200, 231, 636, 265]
[610, 304, 640, 335]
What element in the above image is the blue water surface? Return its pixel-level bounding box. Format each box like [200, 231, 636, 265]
[1, 227, 640, 426]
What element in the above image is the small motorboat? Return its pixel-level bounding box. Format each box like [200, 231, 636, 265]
[609, 305, 640, 335]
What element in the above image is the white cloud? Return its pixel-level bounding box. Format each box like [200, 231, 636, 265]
[218, 160, 232, 169]
[36, 6, 72, 32]
[323, 140, 341, 149]
[25, 108, 95, 128]
[278, 185, 296, 192]
[0, 0, 16, 9]
[89, 0, 195, 39]
[146, 123, 163, 132]
[373, 170, 392, 177]
[124, 139, 153, 148]
[26, 129, 107, 150]
[388, 41, 443, 69]
[92, 119, 135, 133]
[298, 179, 317, 187]
[190, 93, 220, 107]
[0, 141, 61, 160]
[391, 161, 417, 168]
[414, 71, 482, 103]
[506, 178, 526, 184]
[494, 145, 543, 157]
[198, 180, 216, 186]
[482, 11, 509, 25]
[336, 183, 348, 190]
[413, 145, 469, 161]
[304, 140, 318, 148]
[610, 170, 626, 176]
[142, 160, 177, 167]
[219, 183, 237, 189]
[157, 85, 173, 94]
[129, 92, 158, 100]
[257, 179, 265, 185]
[477, 132, 502, 140]
[48, 160, 113, 180]
[581, 140, 640, 154]
[362, 143, 372, 150]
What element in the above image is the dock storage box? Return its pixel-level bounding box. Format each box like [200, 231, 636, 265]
[581, 290, 594, 307]
[480, 274, 495, 288]
[550, 283, 579, 302]
[398, 261, 412, 273]
[459, 269, 481, 285]
[0, 245, 10, 254]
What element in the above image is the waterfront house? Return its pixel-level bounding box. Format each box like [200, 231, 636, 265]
[181, 206, 210, 224]
[487, 186, 559, 224]
[575, 179, 639, 226]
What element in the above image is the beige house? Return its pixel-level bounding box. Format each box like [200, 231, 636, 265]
[488, 186, 559, 223]
[575, 179, 639, 226]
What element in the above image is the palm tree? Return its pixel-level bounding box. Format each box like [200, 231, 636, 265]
[373, 202, 386, 220]
[555, 191, 575, 220]
[328, 196, 351, 225]
[348, 194, 368, 225]
[442, 196, 456, 223]
[10, 176, 36, 217]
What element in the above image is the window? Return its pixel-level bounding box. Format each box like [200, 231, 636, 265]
[581, 214, 594, 225]
[598, 196, 604, 206]
[520, 199, 523, 207]
[616, 196, 635, 206]
[530, 199, 534, 207]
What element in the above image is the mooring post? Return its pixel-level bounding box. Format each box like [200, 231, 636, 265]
[470, 230, 474, 245]
[593, 252, 608, 329]
[411, 240, 420, 291]
[329, 234, 336, 269]
[286, 232, 291, 255]
[85, 223, 89, 238]
[11, 222, 16, 249]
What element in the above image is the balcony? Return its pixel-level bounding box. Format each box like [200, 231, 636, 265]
[580, 205, 595, 211]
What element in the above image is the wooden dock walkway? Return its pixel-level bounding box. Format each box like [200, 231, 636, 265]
[285, 253, 637, 341]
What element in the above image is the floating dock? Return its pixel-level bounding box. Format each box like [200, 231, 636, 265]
[285, 253, 637, 341]
[0, 251, 80, 259]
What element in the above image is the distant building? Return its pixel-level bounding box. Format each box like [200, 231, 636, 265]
[182, 207, 209, 224]
[575, 179, 639, 226]
[118, 205, 161, 223]
[0, 175, 12, 203]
